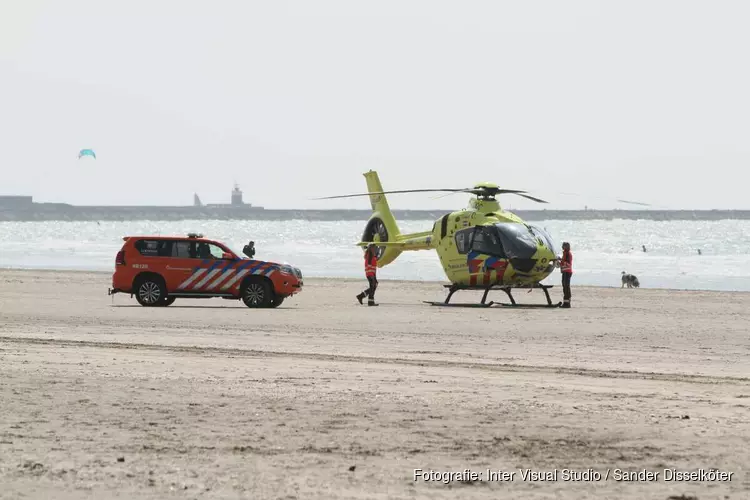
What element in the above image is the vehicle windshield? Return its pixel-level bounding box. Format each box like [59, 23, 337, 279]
[493, 223, 539, 259]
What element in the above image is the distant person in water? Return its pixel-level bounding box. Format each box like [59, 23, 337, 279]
[697, 249, 702, 255]
[642, 245, 647, 252]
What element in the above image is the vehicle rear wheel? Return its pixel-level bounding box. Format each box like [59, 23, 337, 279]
[242, 280, 272, 308]
[135, 276, 166, 307]
[270, 295, 284, 308]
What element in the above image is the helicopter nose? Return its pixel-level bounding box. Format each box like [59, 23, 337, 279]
[510, 257, 537, 273]
[509, 242, 555, 274]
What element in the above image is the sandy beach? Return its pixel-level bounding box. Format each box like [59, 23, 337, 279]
[1, 268, 749, 499]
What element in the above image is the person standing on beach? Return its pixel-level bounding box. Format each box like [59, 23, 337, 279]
[559, 241, 573, 308]
[356, 243, 379, 306]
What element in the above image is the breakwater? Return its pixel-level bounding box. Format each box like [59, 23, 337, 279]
[1, 203, 749, 221]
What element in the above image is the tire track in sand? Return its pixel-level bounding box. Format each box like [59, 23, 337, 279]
[1, 335, 749, 386]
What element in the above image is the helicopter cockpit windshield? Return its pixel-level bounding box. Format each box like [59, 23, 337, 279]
[527, 225, 557, 255]
[493, 223, 539, 259]
[468, 223, 541, 260]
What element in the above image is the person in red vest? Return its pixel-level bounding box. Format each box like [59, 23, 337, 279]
[558, 241, 573, 308]
[356, 243, 379, 306]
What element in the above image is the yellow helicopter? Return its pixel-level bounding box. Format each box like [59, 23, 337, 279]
[317, 170, 562, 308]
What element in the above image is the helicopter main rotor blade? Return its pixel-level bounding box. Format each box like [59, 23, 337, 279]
[460, 188, 547, 203]
[429, 192, 461, 200]
[553, 192, 653, 207]
[496, 189, 530, 194]
[315, 186, 549, 202]
[460, 188, 528, 195]
[313, 188, 468, 200]
[616, 199, 652, 207]
[511, 193, 549, 203]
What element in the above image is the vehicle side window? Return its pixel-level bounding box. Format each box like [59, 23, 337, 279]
[134, 239, 174, 257]
[454, 228, 473, 254]
[172, 241, 193, 258]
[135, 239, 159, 256]
[192, 242, 232, 259]
[208, 243, 228, 259]
[156, 240, 172, 257]
[195, 243, 212, 259]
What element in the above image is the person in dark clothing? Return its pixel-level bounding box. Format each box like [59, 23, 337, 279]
[356, 243, 379, 306]
[559, 241, 573, 308]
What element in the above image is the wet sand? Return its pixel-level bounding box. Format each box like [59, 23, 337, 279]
[1, 269, 749, 499]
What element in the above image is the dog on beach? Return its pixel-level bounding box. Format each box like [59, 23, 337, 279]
[621, 271, 640, 288]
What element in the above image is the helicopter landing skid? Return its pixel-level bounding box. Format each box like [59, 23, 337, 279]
[424, 283, 557, 308]
[422, 301, 496, 308]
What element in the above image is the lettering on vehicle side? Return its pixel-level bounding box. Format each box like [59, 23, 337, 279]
[132, 264, 149, 269]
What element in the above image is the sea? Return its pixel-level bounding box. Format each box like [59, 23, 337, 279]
[1, 219, 749, 292]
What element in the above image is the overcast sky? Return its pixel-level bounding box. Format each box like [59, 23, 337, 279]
[1, 0, 748, 210]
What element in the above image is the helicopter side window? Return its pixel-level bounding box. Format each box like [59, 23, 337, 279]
[469, 226, 506, 257]
[454, 228, 473, 254]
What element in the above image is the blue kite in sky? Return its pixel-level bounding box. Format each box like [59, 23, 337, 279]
[78, 149, 96, 159]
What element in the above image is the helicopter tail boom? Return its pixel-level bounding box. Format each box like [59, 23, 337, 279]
[357, 231, 433, 251]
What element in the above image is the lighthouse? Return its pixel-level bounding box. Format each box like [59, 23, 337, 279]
[231, 183, 244, 206]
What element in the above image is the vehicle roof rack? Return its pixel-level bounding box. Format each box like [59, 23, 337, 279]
[187, 233, 204, 238]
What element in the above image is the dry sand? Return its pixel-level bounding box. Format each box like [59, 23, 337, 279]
[0, 268, 749, 500]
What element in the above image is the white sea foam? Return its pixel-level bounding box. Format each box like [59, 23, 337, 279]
[1, 219, 749, 291]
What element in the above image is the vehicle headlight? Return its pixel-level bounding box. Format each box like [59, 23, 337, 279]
[279, 264, 294, 275]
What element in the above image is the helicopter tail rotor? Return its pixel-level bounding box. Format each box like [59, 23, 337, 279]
[360, 170, 404, 266]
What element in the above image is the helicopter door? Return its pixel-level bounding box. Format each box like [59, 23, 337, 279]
[465, 226, 508, 285]
[469, 226, 506, 257]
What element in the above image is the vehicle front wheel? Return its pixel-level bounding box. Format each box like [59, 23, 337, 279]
[242, 280, 272, 308]
[135, 277, 166, 307]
